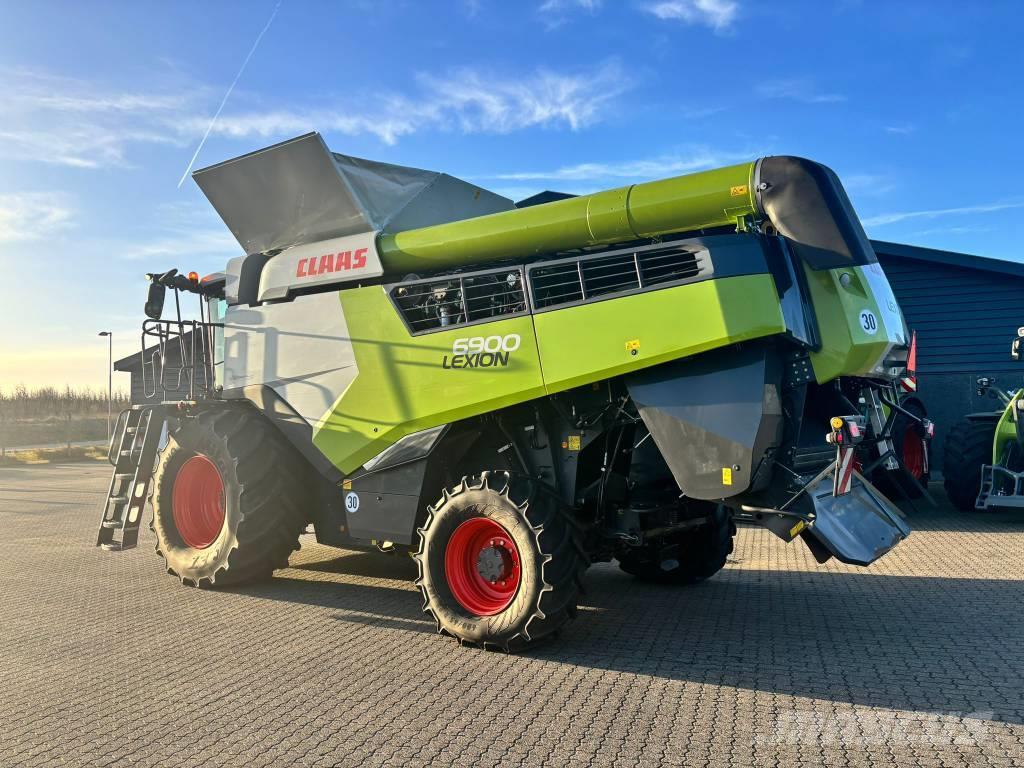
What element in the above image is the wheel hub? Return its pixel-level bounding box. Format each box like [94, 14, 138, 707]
[476, 541, 514, 583]
[445, 518, 521, 616]
[172, 455, 226, 550]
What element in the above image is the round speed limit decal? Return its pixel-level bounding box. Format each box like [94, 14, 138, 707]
[858, 309, 879, 335]
[345, 492, 360, 513]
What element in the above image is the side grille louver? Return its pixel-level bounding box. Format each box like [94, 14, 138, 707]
[389, 242, 712, 334]
[530, 245, 706, 311]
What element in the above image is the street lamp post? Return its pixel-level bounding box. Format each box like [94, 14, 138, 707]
[98, 332, 112, 442]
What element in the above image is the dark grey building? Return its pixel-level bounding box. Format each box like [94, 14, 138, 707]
[115, 330, 211, 404]
[872, 240, 1024, 472]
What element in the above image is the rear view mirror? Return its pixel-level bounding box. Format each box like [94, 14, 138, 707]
[145, 282, 166, 319]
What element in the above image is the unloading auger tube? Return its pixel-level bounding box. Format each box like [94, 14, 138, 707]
[376, 156, 871, 276]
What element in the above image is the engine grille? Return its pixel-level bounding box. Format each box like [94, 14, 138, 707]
[389, 267, 528, 334]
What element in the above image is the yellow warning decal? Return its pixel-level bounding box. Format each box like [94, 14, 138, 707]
[730, 184, 748, 197]
[342, 479, 352, 490]
[789, 520, 806, 538]
[567, 435, 582, 451]
[721, 467, 733, 485]
[625, 339, 640, 356]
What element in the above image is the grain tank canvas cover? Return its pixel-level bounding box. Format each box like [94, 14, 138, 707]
[193, 132, 513, 255]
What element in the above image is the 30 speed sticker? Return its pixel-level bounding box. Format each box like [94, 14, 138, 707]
[345, 492, 360, 513]
[858, 309, 879, 335]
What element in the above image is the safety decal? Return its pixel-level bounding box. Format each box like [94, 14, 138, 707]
[858, 309, 878, 335]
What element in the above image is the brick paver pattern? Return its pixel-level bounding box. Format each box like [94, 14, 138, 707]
[1, 464, 1022, 767]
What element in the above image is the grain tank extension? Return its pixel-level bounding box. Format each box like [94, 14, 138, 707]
[97, 132, 913, 650]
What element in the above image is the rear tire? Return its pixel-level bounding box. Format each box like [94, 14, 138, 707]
[942, 418, 997, 512]
[873, 400, 931, 500]
[617, 504, 735, 584]
[415, 472, 587, 650]
[151, 405, 310, 587]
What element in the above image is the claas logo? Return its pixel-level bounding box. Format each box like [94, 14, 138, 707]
[296, 248, 368, 278]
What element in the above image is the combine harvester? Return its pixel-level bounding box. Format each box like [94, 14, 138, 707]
[98, 133, 914, 650]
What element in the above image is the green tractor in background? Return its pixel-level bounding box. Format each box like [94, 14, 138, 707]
[944, 328, 1024, 511]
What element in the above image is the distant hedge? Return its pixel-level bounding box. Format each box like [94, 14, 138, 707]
[0, 386, 130, 452]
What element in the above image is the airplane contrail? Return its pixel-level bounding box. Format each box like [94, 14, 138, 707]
[177, 0, 282, 188]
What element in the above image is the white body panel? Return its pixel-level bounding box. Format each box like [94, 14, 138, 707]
[222, 291, 356, 424]
[862, 262, 908, 376]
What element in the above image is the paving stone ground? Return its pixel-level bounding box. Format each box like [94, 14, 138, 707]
[1, 463, 1022, 767]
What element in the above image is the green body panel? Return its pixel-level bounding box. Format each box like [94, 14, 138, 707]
[312, 288, 546, 473]
[805, 264, 900, 382]
[533, 274, 785, 392]
[313, 272, 782, 474]
[378, 163, 756, 274]
[992, 390, 1022, 464]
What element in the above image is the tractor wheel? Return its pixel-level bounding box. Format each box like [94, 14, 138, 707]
[150, 405, 309, 587]
[943, 418, 997, 512]
[873, 400, 931, 500]
[617, 504, 735, 584]
[414, 472, 587, 650]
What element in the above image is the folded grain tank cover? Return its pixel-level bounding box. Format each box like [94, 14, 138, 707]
[192, 132, 514, 297]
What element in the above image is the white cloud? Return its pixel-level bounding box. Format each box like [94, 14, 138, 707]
[885, 124, 916, 135]
[540, 0, 601, 11]
[112, 202, 240, 261]
[0, 68, 194, 168]
[642, 0, 739, 31]
[487, 147, 757, 182]
[191, 62, 631, 145]
[862, 201, 1024, 228]
[756, 78, 846, 104]
[908, 225, 989, 238]
[840, 172, 896, 197]
[419, 63, 628, 133]
[0, 192, 75, 242]
[1, 62, 631, 170]
[118, 229, 240, 262]
[538, 0, 602, 28]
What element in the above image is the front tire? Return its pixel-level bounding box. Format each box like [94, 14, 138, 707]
[943, 417, 997, 512]
[617, 504, 735, 584]
[151, 405, 310, 587]
[414, 472, 587, 650]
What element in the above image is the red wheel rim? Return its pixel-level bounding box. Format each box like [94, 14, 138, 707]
[444, 518, 521, 616]
[172, 455, 226, 549]
[902, 425, 926, 480]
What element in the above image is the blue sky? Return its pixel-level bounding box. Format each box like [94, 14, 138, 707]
[0, 0, 1020, 389]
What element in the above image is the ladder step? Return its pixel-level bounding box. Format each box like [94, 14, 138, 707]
[98, 405, 166, 551]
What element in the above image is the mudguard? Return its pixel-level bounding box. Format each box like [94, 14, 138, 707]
[625, 342, 783, 500]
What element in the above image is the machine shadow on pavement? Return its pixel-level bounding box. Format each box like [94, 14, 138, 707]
[229, 544, 1024, 723]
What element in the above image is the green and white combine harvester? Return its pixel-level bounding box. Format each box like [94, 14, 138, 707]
[98, 133, 922, 649]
